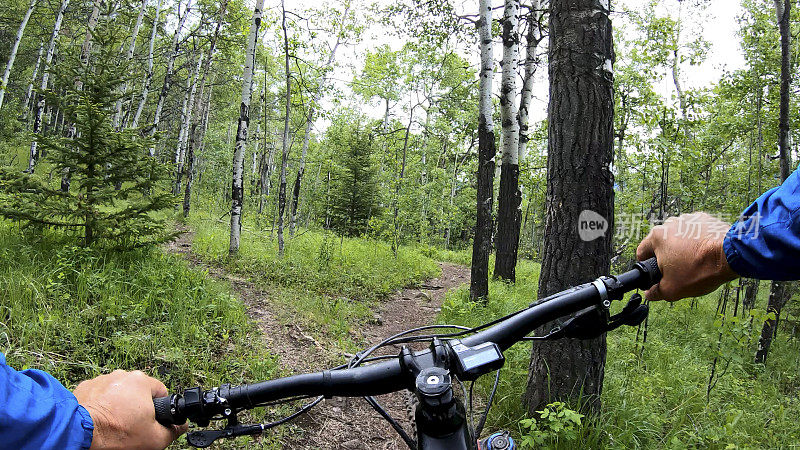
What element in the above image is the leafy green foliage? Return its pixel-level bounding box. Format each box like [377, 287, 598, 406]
[325, 114, 380, 237]
[0, 22, 175, 248]
[0, 221, 277, 394]
[519, 402, 584, 449]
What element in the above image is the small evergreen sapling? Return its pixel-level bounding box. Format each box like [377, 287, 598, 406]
[327, 119, 380, 237]
[0, 19, 177, 248]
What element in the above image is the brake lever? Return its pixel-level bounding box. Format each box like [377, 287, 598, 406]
[186, 423, 264, 448]
[543, 293, 649, 341]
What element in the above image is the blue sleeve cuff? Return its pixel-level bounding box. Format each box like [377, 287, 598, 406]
[723, 227, 741, 275]
[75, 404, 94, 449]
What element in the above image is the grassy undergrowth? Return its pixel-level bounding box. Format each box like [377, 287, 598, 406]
[439, 261, 800, 448]
[0, 221, 282, 448]
[188, 211, 440, 351]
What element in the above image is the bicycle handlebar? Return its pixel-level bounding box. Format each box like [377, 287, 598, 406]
[154, 258, 661, 428]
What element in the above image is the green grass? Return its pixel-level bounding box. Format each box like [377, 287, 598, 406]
[417, 244, 473, 266]
[188, 211, 440, 350]
[439, 262, 800, 448]
[0, 221, 282, 448]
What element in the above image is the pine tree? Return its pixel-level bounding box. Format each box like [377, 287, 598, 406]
[0, 19, 176, 248]
[327, 120, 379, 237]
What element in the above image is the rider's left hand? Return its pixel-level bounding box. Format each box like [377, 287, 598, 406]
[73, 370, 187, 450]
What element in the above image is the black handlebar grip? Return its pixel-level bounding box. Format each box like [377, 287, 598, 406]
[636, 257, 662, 290]
[154, 395, 185, 427]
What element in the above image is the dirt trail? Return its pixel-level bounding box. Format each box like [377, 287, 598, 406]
[166, 229, 470, 449]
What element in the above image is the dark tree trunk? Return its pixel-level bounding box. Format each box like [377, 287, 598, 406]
[183, 138, 196, 217]
[289, 166, 303, 227]
[470, 0, 497, 302]
[756, 0, 793, 365]
[494, 0, 522, 282]
[756, 281, 791, 363]
[775, 0, 792, 183]
[523, 0, 615, 414]
[743, 278, 759, 311]
[495, 163, 522, 281]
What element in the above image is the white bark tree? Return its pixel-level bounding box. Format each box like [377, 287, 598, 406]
[113, 0, 148, 130]
[0, 0, 38, 111]
[229, 0, 265, 254]
[499, 0, 520, 163]
[518, 0, 543, 160]
[184, 0, 228, 217]
[22, 40, 44, 117]
[469, 0, 497, 300]
[174, 49, 203, 195]
[131, 0, 163, 130]
[288, 2, 351, 237]
[150, 0, 191, 156]
[277, 0, 291, 256]
[495, 0, 542, 281]
[27, 0, 69, 173]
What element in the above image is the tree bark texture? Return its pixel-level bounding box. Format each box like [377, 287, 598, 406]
[518, 1, 543, 160]
[28, 0, 69, 173]
[174, 50, 203, 195]
[277, 0, 291, 257]
[470, 0, 497, 301]
[0, 0, 37, 111]
[23, 40, 44, 116]
[131, 0, 162, 129]
[150, 0, 191, 156]
[184, 83, 213, 217]
[756, 0, 792, 365]
[524, 0, 615, 414]
[229, 0, 264, 254]
[183, 0, 227, 216]
[494, 0, 522, 282]
[113, 0, 147, 129]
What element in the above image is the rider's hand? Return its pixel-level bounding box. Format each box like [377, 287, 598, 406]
[73, 370, 187, 450]
[636, 212, 739, 302]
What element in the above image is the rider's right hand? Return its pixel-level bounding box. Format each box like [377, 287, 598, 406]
[636, 212, 739, 302]
[73, 370, 187, 450]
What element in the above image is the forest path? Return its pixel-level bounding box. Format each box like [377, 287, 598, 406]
[165, 227, 470, 449]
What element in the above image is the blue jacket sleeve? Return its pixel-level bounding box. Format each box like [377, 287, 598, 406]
[0, 352, 94, 450]
[724, 168, 800, 280]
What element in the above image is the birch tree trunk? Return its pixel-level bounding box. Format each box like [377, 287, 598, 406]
[113, 0, 147, 130]
[470, 0, 497, 301]
[251, 122, 260, 192]
[524, 0, 615, 414]
[0, 0, 37, 111]
[518, 1, 543, 161]
[150, 0, 191, 156]
[288, 4, 349, 237]
[259, 132, 275, 214]
[494, 0, 522, 282]
[184, 83, 213, 217]
[276, 0, 292, 257]
[131, 0, 162, 130]
[27, 0, 69, 173]
[495, 0, 543, 280]
[174, 50, 203, 195]
[23, 41, 44, 118]
[392, 98, 414, 255]
[756, 0, 792, 365]
[229, 0, 265, 254]
[183, 0, 227, 217]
